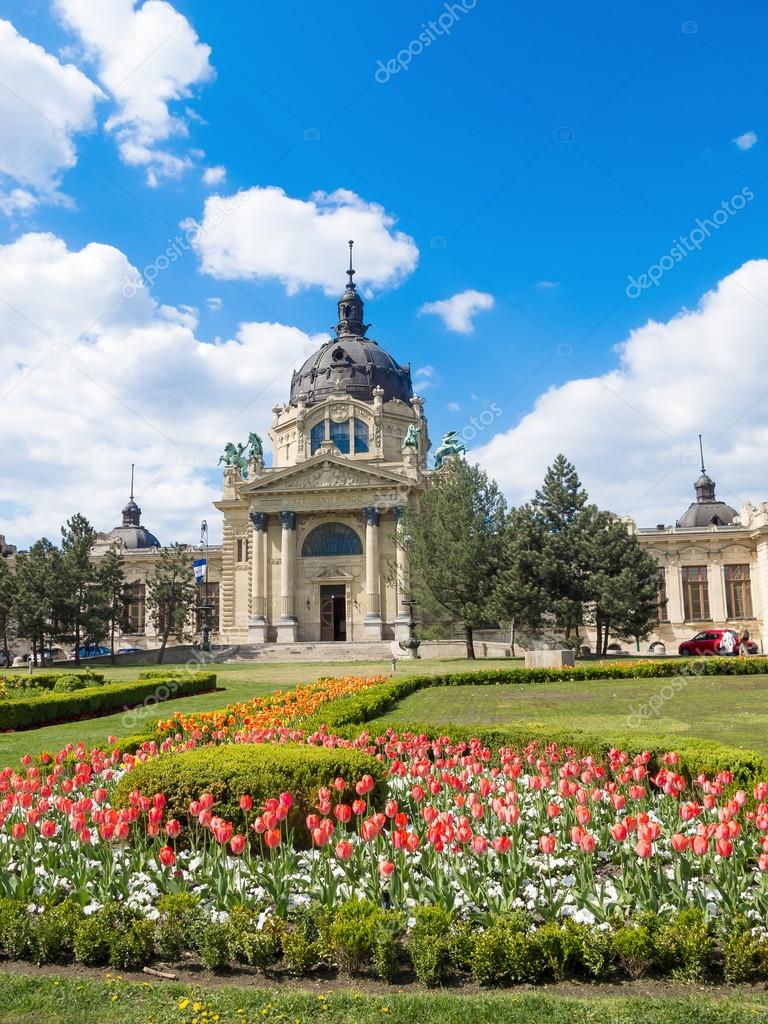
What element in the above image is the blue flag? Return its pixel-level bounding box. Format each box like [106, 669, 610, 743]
[193, 558, 206, 585]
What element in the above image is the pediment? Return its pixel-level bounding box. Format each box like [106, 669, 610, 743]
[312, 567, 355, 580]
[241, 456, 409, 495]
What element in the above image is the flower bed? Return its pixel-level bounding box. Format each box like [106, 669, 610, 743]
[3, 672, 768, 984]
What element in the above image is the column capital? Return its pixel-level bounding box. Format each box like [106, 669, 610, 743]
[392, 505, 406, 521]
[362, 506, 380, 527]
[278, 511, 296, 530]
[249, 511, 268, 532]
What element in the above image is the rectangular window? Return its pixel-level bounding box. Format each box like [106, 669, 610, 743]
[330, 419, 350, 454]
[682, 565, 710, 621]
[310, 420, 326, 455]
[656, 567, 669, 622]
[123, 582, 145, 635]
[354, 417, 369, 453]
[196, 582, 220, 634]
[725, 564, 753, 619]
[236, 538, 248, 562]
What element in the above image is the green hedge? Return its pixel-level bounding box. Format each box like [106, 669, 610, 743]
[112, 742, 386, 842]
[0, 670, 105, 692]
[0, 673, 216, 731]
[304, 674, 766, 786]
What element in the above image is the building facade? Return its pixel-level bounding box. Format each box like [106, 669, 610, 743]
[213, 258, 428, 644]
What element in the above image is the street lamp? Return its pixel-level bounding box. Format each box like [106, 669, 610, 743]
[398, 531, 421, 659]
[199, 519, 211, 653]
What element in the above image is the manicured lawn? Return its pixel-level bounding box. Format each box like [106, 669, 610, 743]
[0, 973, 766, 1024]
[0, 658, 516, 768]
[369, 672, 768, 757]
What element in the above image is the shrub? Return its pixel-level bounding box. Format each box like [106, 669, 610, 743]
[722, 921, 763, 983]
[53, 673, 95, 692]
[73, 906, 153, 969]
[611, 925, 654, 978]
[408, 906, 453, 986]
[191, 920, 231, 971]
[228, 907, 283, 971]
[469, 913, 534, 985]
[0, 898, 32, 959]
[110, 919, 155, 970]
[656, 909, 712, 981]
[447, 920, 476, 973]
[0, 673, 215, 731]
[30, 901, 84, 964]
[372, 911, 405, 982]
[154, 893, 201, 962]
[113, 742, 386, 843]
[330, 899, 403, 978]
[73, 912, 113, 966]
[282, 920, 320, 976]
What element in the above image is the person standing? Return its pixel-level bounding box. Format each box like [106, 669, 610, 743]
[739, 626, 751, 656]
[720, 629, 736, 656]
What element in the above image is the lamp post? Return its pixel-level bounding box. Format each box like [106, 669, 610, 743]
[199, 519, 211, 653]
[398, 531, 421, 659]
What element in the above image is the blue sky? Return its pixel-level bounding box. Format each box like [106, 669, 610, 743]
[2, 0, 768, 545]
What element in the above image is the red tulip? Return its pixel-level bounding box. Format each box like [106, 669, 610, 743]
[165, 818, 181, 838]
[264, 828, 281, 849]
[158, 845, 175, 867]
[335, 839, 353, 860]
[692, 834, 709, 856]
[379, 860, 395, 878]
[492, 835, 511, 854]
[671, 833, 689, 852]
[239, 795, 253, 812]
[716, 837, 733, 858]
[334, 803, 352, 823]
[758, 853, 768, 872]
[635, 838, 653, 858]
[40, 819, 56, 839]
[333, 777, 346, 792]
[199, 792, 214, 810]
[610, 822, 628, 842]
[578, 832, 596, 854]
[355, 775, 375, 796]
[11, 823, 26, 841]
[538, 834, 556, 855]
[230, 834, 247, 855]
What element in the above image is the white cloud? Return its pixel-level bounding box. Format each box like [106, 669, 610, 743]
[447, 401, 461, 412]
[206, 296, 222, 312]
[419, 289, 494, 333]
[202, 164, 226, 186]
[473, 261, 768, 525]
[413, 365, 435, 392]
[535, 279, 559, 289]
[733, 131, 757, 151]
[0, 232, 323, 546]
[0, 18, 103, 210]
[189, 186, 419, 295]
[53, 0, 213, 183]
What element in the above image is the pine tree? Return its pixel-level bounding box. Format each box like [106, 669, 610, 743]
[400, 459, 506, 658]
[97, 544, 127, 664]
[586, 516, 660, 654]
[491, 503, 550, 654]
[14, 539, 59, 665]
[59, 513, 100, 665]
[0, 554, 17, 667]
[145, 543, 197, 663]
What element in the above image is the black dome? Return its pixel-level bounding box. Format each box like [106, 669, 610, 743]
[290, 335, 413, 406]
[106, 488, 161, 548]
[676, 469, 737, 527]
[290, 252, 412, 405]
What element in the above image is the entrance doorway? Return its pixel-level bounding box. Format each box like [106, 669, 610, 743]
[320, 585, 347, 641]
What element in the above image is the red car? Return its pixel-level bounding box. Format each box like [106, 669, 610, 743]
[678, 629, 758, 656]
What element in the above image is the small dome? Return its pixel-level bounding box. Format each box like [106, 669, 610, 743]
[107, 525, 162, 549]
[676, 467, 737, 528]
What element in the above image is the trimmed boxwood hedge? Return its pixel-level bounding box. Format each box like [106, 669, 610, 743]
[0, 671, 105, 692]
[304, 673, 766, 787]
[112, 742, 386, 842]
[0, 672, 216, 731]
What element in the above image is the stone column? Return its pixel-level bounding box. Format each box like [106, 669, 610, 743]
[248, 511, 268, 643]
[393, 506, 410, 641]
[665, 563, 684, 624]
[363, 506, 383, 639]
[277, 511, 298, 643]
[709, 557, 727, 623]
[754, 539, 768, 650]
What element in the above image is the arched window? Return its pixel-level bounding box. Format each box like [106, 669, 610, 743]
[310, 420, 326, 455]
[354, 418, 369, 453]
[329, 420, 350, 453]
[302, 523, 363, 557]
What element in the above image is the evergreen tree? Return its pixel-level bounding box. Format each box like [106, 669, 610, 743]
[14, 539, 59, 665]
[145, 543, 197, 663]
[586, 516, 660, 654]
[59, 513, 100, 664]
[529, 455, 597, 641]
[491, 503, 550, 654]
[97, 544, 127, 665]
[400, 459, 506, 658]
[0, 555, 17, 667]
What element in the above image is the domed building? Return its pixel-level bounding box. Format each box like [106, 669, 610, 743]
[214, 250, 429, 644]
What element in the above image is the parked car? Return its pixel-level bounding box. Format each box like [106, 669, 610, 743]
[117, 647, 143, 655]
[678, 629, 759, 656]
[68, 645, 111, 660]
[27, 647, 66, 665]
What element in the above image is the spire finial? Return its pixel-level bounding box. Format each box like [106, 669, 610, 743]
[698, 434, 705, 475]
[347, 239, 355, 288]
[130, 463, 135, 500]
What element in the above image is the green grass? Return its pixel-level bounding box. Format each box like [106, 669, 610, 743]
[369, 672, 768, 758]
[0, 973, 766, 1024]
[0, 659, 516, 768]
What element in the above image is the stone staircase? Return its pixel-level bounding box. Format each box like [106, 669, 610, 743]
[230, 640, 395, 663]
